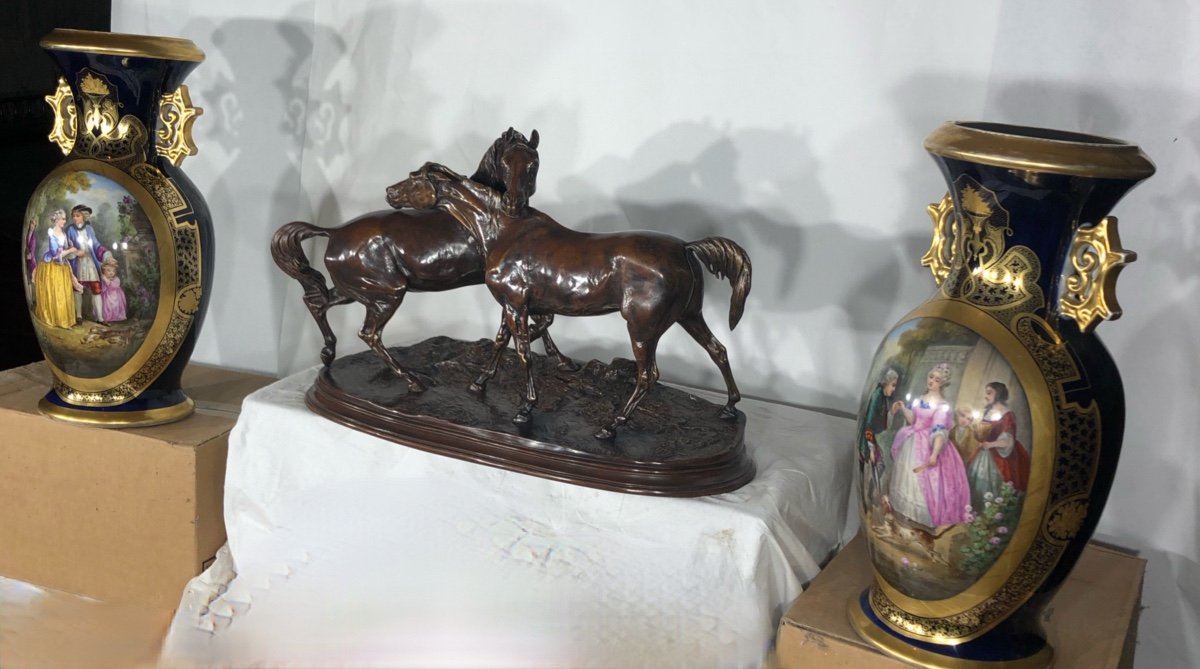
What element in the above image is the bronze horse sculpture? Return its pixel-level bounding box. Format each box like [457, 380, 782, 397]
[271, 131, 575, 391]
[387, 130, 752, 439]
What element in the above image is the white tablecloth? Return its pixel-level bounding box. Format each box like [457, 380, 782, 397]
[159, 367, 857, 668]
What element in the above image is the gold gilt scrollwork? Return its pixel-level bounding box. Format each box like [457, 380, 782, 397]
[73, 69, 149, 163]
[958, 182, 1010, 273]
[156, 85, 203, 166]
[1060, 216, 1137, 333]
[920, 194, 957, 286]
[1045, 497, 1089, 544]
[923, 178, 1039, 313]
[44, 77, 77, 154]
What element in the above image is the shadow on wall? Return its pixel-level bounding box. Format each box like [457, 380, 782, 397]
[177, 10, 320, 370]
[181, 3, 449, 375]
[982, 77, 1200, 538]
[545, 121, 918, 411]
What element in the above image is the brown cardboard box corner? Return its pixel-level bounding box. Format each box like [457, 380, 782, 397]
[0, 361, 273, 607]
[775, 534, 1145, 669]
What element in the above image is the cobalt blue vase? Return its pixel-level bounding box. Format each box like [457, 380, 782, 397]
[24, 29, 212, 427]
[850, 122, 1154, 668]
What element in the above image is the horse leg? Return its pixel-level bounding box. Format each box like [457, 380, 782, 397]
[307, 290, 352, 366]
[359, 291, 426, 393]
[531, 314, 579, 371]
[596, 334, 661, 440]
[471, 318, 512, 392]
[504, 304, 537, 425]
[679, 312, 741, 418]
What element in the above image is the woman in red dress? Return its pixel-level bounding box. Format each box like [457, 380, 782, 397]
[977, 382, 1031, 491]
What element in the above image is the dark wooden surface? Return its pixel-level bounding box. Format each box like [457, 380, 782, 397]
[306, 336, 756, 496]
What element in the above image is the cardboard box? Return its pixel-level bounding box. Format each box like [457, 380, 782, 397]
[776, 534, 1144, 669]
[0, 361, 273, 607]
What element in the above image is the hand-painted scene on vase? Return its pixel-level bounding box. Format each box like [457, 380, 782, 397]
[857, 317, 1033, 600]
[23, 169, 160, 379]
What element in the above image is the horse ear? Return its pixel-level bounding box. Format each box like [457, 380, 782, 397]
[530, 129, 540, 149]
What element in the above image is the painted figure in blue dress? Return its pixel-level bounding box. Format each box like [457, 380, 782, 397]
[32, 209, 80, 329]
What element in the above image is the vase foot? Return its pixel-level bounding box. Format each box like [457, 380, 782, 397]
[848, 589, 1053, 669]
[38, 389, 194, 428]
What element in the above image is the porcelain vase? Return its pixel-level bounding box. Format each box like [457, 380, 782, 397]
[850, 121, 1154, 668]
[23, 29, 211, 427]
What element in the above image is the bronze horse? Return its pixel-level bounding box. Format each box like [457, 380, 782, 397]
[271, 131, 575, 391]
[387, 131, 752, 439]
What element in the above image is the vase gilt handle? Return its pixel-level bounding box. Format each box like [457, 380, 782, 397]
[920, 193, 957, 286]
[1059, 217, 1137, 333]
[156, 85, 203, 166]
[42, 77, 201, 166]
[45, 77, 77, 154]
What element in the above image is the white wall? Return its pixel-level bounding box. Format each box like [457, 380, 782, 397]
[112, 2, 1200, 666]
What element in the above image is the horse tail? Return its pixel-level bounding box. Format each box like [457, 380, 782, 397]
[271, 221, 333, 307]
[686, 237, 752, 329]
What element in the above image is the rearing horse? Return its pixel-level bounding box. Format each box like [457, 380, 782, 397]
[388, 131, 751, 439]
[271, 130, 575, 391]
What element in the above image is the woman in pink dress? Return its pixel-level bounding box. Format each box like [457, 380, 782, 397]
[100, 256, 127, 323]
[887, 362, 972, 530]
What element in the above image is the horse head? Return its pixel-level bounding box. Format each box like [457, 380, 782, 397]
[385, 167, 438, 209]
[472, 127, 540, 215]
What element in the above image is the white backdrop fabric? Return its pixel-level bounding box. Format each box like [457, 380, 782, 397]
[157, 369, 856, 668]
[108, 2, 1200, 667]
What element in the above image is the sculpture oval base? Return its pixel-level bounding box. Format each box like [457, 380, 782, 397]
[305, 336, 755, 497]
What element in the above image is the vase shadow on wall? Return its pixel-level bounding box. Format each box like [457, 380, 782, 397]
[183, 4, 451, 376]
[992, 77, 1200, 597]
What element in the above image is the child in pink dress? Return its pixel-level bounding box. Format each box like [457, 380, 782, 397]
[100, 257, 127, 323]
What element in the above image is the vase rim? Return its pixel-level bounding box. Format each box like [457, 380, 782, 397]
[40, 28, 204, 63]
[925, 121, 1155, 181]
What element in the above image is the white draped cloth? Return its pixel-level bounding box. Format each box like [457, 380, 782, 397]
[159, 367, 857, 668]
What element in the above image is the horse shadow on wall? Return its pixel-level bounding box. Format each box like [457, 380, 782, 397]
[550, 122, 913, 409]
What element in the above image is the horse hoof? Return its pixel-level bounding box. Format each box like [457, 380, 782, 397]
[468, 382, 485, 394]
[408, 380, 428, 393]
[719, 406, 738, 420]
[320, 347, 335, 366]
[594, 427, 615, 440]
[512, 411, 532, 426]
[557, 359, 580, 372]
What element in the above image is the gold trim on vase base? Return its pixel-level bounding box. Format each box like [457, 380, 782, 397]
[40, 29, 204, 63]
[924, 121, 1155, 181]
[849, 596, 1054, 669]
[38, 395, 194, 428]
